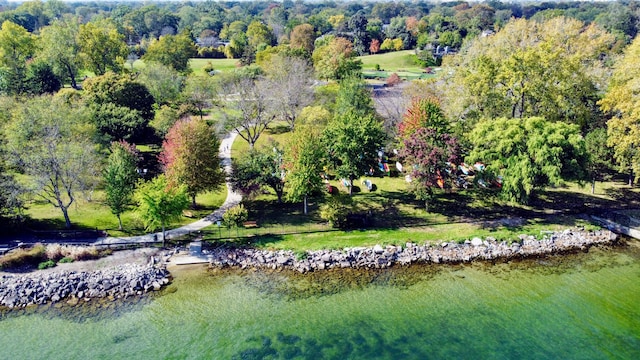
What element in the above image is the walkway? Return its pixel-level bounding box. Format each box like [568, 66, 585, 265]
[94, 131, 242, 246]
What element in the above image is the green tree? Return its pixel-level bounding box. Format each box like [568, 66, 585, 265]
[134, 174, 189, 246]
[285, 126, 325, 214]
[231, 143, 285, 203]
[585, 128, 615, 193]
[4, 96, 100, 229]
[83, 72, 155, 143]
[159, 117, 225, 208]
[324, 77, 386, 195]
[599, 35, 640, 185]
[137, 63, 184, 106]
[104, 141, 139, 230]
[445, 17, 615, 130]
[246, 20, 274, 51]
[182, 75, 217, 120]
[37, 19, 82, 89]
[0, 21, 37, 95]
[78, 19, 128, 76]
[467, 117, 588, 204]
[143, 30, 197, 74]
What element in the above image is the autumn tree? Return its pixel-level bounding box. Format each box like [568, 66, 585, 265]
[143, 30, 197, 74]
[312, 36, 362, 80]
[230, 143, 285, 203]
[134, 174, 189, 246]
[467, 117, 588, 204]
[599, 35, 640, 185]
[398, 98, 462, 211]
[78, 19, 128, 76]
[285, 126, 325, 214]
[4, 96, 100, 229]
[104, 141, 139, 230]
[444, 17, 616, 130]
[159, 117, 225, 208]
[290, 23, 316, 54]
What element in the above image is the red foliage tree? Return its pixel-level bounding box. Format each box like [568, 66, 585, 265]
[369, 39, 380, 54]
[397, 96, 448, 140]
[386, 72, 401, 87]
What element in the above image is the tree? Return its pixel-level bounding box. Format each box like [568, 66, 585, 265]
[285, 126, 325, 214]
[104, 141, 139, 230]
[312, 36, 362, 80]
[445, 17, 615, 130]
[137, 63, 184, 106]
[584, 128, 615, 193]
[369, 39, 380, 54]
[348, 11, 370, 56]
[4, 96, 100, 229]
[37, 19, 82, 89]
[220, 75, 274, 149]
[83, 72, 155, 143]
[398, 98, 462, 211]
[599, 36, 640, 185]
[467, 117, 588, 204]
[25, 60, 61, 95]
[78, 20, 128, 76]
[159, 117, 225, 208]
[246, 20, 274, 51]
[324, 77, 385, 195]
[290, 23, 316, 53]
[231, 143, 285, 203]
[264, 56, 314, 130]
[182, 75, 217, 120]
[0, 21, 37, 95]
[143, 30, 197, 74]
[134, 174, 189, 246]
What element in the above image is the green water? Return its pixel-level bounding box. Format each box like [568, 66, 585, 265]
[1, 243, 639, 360]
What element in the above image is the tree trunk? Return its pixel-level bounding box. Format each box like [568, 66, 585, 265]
[630, 169, 634, 187]
[192, 194, 197, 209]
[162, 224, 166, 248]
[117, 214, 123, 231]
[61, 206, 72, 229]
[65, 63, 78, 89]
[349, 178, 353, 196]
[303, 195, 308, 215]
[591, 178, 596, 195]
[425, 199, 429, 213]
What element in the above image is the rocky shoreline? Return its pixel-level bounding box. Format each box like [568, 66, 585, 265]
[0, 263, 171, 309]
[205, 229, 619, 273]
[0, 229, 619, 309]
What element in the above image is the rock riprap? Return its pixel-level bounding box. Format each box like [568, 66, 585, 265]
[0, 264, 170, 309]
[206, 229, 618, 273]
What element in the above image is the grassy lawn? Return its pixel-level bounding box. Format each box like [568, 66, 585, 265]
[357, 50, 436, 81]
[23, 187, 227, 237]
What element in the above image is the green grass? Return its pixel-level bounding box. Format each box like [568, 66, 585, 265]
[126, 58, 239, 75]
[23, 187, 228, 237]
[357, 50, 436, 81]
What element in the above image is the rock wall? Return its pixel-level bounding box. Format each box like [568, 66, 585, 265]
[0, 264, 170, 309]
[206, 229, 618, 273]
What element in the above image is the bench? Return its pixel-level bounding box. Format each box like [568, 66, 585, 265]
[243, 221, 258, 228]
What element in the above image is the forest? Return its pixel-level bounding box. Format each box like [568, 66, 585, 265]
[0, 0, 639, 239]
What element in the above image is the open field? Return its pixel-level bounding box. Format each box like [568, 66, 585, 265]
[357, 50, 437, 80]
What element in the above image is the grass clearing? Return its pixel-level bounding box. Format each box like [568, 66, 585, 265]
[358, 50, 436, 81]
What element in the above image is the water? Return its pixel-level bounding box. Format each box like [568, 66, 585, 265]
[1, 243, 639, 360]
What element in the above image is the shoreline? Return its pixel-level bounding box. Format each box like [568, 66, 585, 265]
[203, 229, 619, 272]
[0, 229, 620, 310]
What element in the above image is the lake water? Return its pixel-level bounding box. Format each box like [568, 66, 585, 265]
[1, 242, 639, 359]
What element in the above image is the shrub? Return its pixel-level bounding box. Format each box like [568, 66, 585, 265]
[58, 257, 74, 264]
[38, 260, 56, 270]
[223, 204, 249, 228]
[374, 64, 380, 71]
[320, 197, 352, 228]
[386, 73, 401, 87]
[0, 244, 46, 270]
